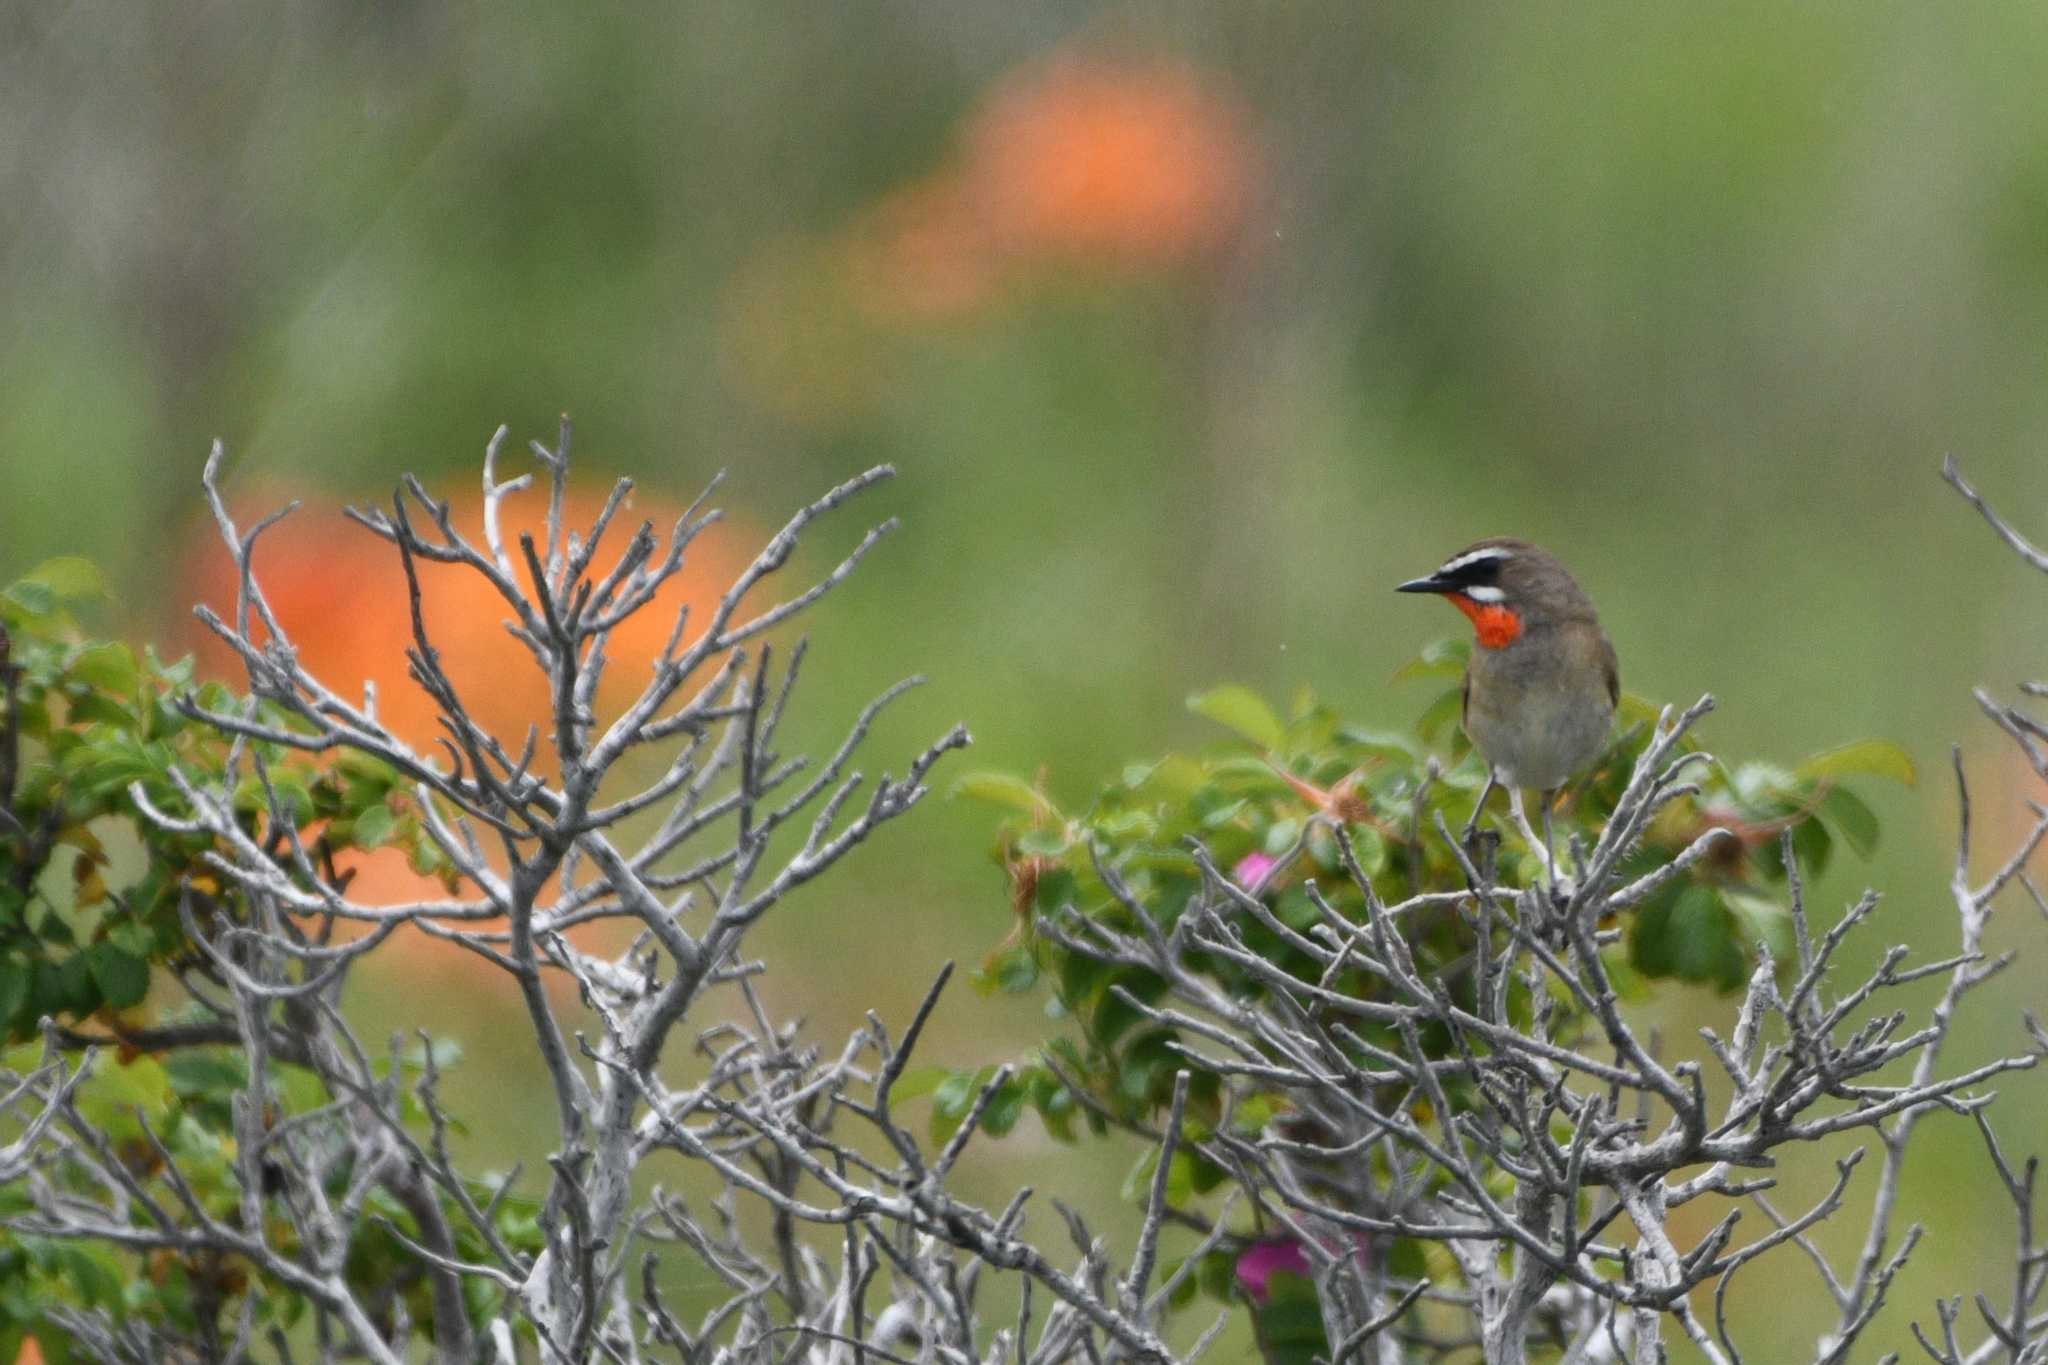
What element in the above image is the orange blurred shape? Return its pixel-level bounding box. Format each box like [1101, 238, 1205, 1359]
[180, 482, 750, 753]
[839, 52, 1255, 326]
[176, 481, 754, 997]
[1961, 739, 2048, 880]
[960, 53, 1253, 268]
[843, 175, 1002, 323]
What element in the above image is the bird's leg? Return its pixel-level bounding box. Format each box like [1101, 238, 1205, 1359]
[1540, 788, 1566, 902]
[1462, 769, 1500, 846]
[1507, 787, 1558, 894]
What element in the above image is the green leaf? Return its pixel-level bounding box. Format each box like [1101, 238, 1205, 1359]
[1333, 726, 1422, 760]
[48, 1243, 124, 1312]
[994, 947, 1039, 994]
[271, 773, 316, 820]
[1262, 818, 1302, 854]
[1229, 1092, 1282, 1135]
[87, 942, 151, 1009]
[164, 1050, 249, 1099]
[1284, 697, 1338, 751]
[975, 944, 1040, 996]
[275, 1062, 333, 1116]
[950, 771, 1055, 816]
[887, 1065, 951, 1104]
[1057, 949, 1111, 1008]
[1117, 1028, 1180, 1104]
[1089, 808, 1158, 841]
[78, 1054, 173, 1131]
[1795, 739, 1916, 788]
[1186, 686, 1285, 752]
[20, 557, 106, 602]
[106, 919, 155, 957]
[1389, 636, 1469, 684]
[402, 1036, 465, 1071]
[65, 690, 138, 727]
[1186, 1148, 1229, 1194]
[1348, 823, 1388, 879]
[981, 1078, 1027, 1136]
[68, 642, 138, 696]
[1092, 988, 1148, 1050]
[51, 953, 99, 1013]
[1197, 1246, 1239, 1301]
[352, 802, 400, 850]
[931, 1069, 985, 1134]
[38, 911, 76, 948]
[0, 961, 28, 1031]
[1754, 809, 1835, 881]
[1725, 892, 1795, 964]
[1730, 762, 1798, 806]
[1206, 756, 1296, 797]
[2, 581, 56, 618]
[1416, 685, 1464, 743]
[1250, 1267, 1331, 1365]
[1818, 786, 1881, 859]
[1014, 827, 1068, 857]
[1631, 885, 1746, 990]
[1120, 1146, 1161, 1204]
[1125, 754, 1207, 800]
[1026, 1068, 1077, 1141]
[1032, 866, 1078, 916]
[1274, 887, 1321, 930]
[1616, 691, 1676, 736]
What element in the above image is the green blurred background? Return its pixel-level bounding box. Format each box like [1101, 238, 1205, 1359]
[7, 3, 2048, 1356]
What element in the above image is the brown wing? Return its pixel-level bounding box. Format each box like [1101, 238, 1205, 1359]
[1600, 633, 1620, 710]
[1461, 667, 1472, 729]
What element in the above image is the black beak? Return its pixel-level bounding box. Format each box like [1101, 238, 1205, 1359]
[1396, 573, 1456, 595]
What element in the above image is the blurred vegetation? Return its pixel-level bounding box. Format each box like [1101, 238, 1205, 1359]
[7, 3, 2048, 1357]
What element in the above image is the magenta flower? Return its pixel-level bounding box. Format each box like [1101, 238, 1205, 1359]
[1234, 1238, 1312, 1303]
[1232, 850, 1279, 893]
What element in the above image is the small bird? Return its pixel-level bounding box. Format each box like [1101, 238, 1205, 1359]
[1397, 539, 1618, 886]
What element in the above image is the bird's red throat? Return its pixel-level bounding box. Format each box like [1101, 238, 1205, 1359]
[1448, 595, 1523, 648]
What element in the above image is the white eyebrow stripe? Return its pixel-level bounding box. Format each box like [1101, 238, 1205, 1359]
[1439, 547, 1512, 575]
[1463, 585, 1505, 603]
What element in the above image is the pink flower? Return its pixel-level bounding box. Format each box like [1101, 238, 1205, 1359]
[1234, 1238, 1312, 1303]
[1232, 851, 1279, 892]
[1235, 1233, 1375, 1304]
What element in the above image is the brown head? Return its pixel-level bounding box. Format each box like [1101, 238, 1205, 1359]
[1395, 539, 1600, 648]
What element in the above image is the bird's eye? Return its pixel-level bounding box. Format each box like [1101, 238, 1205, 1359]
[1438, 551, 1506, 587]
